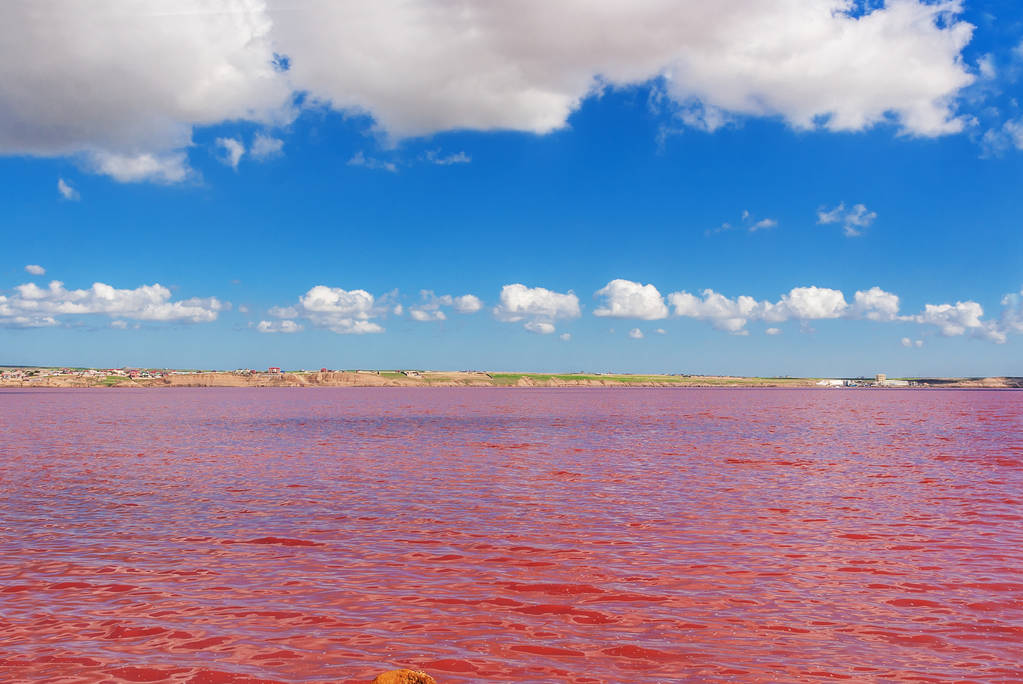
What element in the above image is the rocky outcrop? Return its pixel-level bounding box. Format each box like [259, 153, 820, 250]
[371, 669, 437, 684]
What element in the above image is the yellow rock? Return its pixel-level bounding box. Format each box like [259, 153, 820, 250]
[371, 669, 437, 684]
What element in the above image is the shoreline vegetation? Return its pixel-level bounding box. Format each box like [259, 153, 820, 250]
[1, 367, 1021, 389]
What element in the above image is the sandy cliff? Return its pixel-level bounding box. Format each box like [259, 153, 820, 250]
[3, 372, 1020, 389]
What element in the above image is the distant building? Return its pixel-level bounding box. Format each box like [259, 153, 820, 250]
[268, 367, 282, 374]
[320, 367, 328, 373]
[875, 373, 887, 384]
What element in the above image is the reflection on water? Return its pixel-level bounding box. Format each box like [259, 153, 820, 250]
[1, 387, 1021, 683]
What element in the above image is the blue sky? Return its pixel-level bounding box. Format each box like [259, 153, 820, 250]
[1, 1, 1021, 376]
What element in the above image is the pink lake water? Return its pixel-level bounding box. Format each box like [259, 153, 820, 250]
[1, 387, 1021, 683]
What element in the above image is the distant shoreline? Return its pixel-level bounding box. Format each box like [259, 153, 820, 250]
[2, 369, 1020, 389]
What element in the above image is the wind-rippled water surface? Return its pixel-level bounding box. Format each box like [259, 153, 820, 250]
[1, 387, 1021, 683]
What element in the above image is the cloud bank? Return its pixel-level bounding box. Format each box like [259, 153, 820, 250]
[494, 283, 580, 333]
[0, 280, 224, 328]
[0, 1, 977, 181]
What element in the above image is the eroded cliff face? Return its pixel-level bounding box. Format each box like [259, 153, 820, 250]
[3, 372, 1020, 389]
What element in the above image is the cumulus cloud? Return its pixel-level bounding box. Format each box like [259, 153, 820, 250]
[410, 309, 445, 322]
[524, 321, 556, 335]
[999, 289, 1023, 335]
[0, 1, 976, 181]
[666, 285, 891, 333]
[851, 286, 901, 321]
[668, 289, 771, 334]
[57, 178, 79, 201]
[249, 133, 284, 160]
[817, 202, 878, 237]
[257, 319, 302, 333]
[274, 1, 974, 140]
[912, 300, 1005, 342]
[215, 137, 245, 169]
[772, 286, 849, 320]
[594, 279, 668, 320]
[268, 305, 299, 318]
[560, 332, 571, 341]
[628, 327, 644, 339]
[451, 294, 483, 314]
[24, 264, 45, 276]
[408, 290, 482, 321]
[0, 0, 292, 181]
[0, 280, 224, 328]
[494, 283, 580, 333]
[901, 337, 924, 348]
[89, 151, 191, 184]
[295, 285, 386, 334]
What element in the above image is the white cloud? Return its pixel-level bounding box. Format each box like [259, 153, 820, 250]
[772, 286, 849, 320]
[981, 118, 1023, 156]
[57, 178, 79, 201]
[450, 294, 483, 314]
[422, 149, 471, 165]
[524, 321, 556, 334]
[628, 327, 644, 339]
[238, 304, 249, 314]
[257, 319, 303, 333]
[977, 54, 996, 80]
[915, 300, 983, 336]
[668, 289, 770, 333]
[668, 285, 851, 333]
[0, 1, 976, 181]
[999, 289, 1023, 335]
[0, 1, 292, 180]
[408, 290, 482, 321]
[250, 133, 284, 160]
[296, 285, 386, 334]
[817, 202, 878, 237]
[24, 264, 45, 276]
[348, 151, 396, 172]
[268, 305, 299, 318]
[594, 279, 668, 320]
[912, 300, 1005, 342]
[494, 283, 580, 333]
[765, 327, 782, 335]
[851, 286, 901, 321]
[901, 337, 924, 348]
[215, 137, 245, 169]
[0, 279, 223, 328]
[273, 1, 974, 140]
[654, 328, 666, 335]
[560, 332, 571, 341]
[707, 210, 778, 236]
[410, 309, 445, 322]
[89, 151, 191, 184]
[111, 320, 128, 330]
